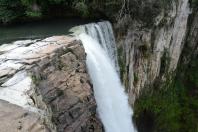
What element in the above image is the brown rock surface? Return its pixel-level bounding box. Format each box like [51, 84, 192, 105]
[31, 39, 103, 132]
[0, 36, 103, 132]
[0, 100, 49, 132]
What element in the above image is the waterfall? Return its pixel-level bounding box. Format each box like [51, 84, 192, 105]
[84, 21, 119, 72]
[79, 22, 136, 132]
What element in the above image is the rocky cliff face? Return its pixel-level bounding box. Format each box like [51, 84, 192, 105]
[0, 36, 103, 132]
[115, 0, 191, 103]
[180, 10, 198, 65]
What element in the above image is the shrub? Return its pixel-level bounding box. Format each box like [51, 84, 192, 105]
[26, 10, 41, 17]
[0, 0, 25, 23]
[134, 58, 198, 132]
[73, 1, 89, 17]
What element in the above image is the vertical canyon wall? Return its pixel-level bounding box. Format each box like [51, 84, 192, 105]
[115, 0, 191, 103]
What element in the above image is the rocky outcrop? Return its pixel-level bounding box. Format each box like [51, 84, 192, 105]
[0, 36, 103, 132]
[0, 100, 47, 132]
[30, 37, 103, 132]
[180, 10, 198, 65]
[115, 0, 191, 103]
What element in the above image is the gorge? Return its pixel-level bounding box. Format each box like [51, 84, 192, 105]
[0, 0, 198, 132]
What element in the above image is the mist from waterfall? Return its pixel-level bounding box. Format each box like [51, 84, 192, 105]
[79, 22, 136, 132]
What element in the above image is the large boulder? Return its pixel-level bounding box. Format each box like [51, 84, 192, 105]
[0, 36, 103, 132]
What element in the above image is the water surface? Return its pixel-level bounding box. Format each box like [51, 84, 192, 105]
[0, 19, 90, 44]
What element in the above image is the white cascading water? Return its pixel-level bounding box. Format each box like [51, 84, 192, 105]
[79, 22, 136, 132]
[84, 21, 119, 72]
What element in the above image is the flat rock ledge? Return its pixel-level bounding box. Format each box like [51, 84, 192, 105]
[0, 36, 103, 132]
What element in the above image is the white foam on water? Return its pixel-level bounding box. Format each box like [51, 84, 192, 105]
[79, 33, 136, 132]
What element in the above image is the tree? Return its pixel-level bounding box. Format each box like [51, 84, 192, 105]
[0, 0, 25, 23]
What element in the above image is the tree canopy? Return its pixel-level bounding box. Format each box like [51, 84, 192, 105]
[0, 0, 122, 24]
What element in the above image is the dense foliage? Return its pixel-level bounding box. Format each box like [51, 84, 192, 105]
[134, 58, 198, 132]
[191, 0, 198, 8]
[0, 0, 25, 23]
[0, 0, 122, 24]
[1, 0, 196, 25]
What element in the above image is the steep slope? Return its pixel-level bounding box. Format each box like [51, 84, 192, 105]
[115, 0, 191, 103]
[113, 0, 198, 131]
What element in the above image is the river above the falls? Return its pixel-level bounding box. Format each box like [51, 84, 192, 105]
[0, 18, 91, 45]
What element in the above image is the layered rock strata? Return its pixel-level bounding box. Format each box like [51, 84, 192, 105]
[116, 0, 191, 103]
[0, 36, 103, 132]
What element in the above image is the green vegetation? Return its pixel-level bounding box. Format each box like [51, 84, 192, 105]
[1, 0, 196, 25]
[128, 0, 174, 27]
[0, 0, 25, 23]
[31, 74, 42, 85]
[192, 0, 198, 9]
[73, 2, 89, 17]
[134, 58, 198, 132]
[0, 0, 122, 24]
[1, 0, 189, 26]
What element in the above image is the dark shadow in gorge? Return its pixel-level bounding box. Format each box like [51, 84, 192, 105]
[135, 110, 154, 132]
